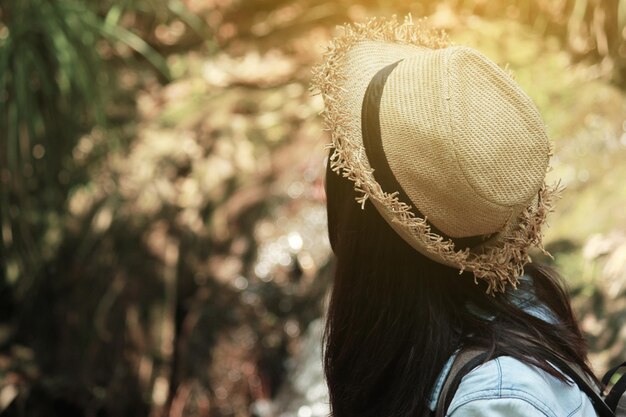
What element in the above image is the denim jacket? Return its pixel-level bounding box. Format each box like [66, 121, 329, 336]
[428, 276, 598, 417]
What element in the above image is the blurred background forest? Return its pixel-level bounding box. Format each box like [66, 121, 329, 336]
[1, 0, 625, 416]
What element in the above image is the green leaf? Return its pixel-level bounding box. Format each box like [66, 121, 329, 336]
[84, 13, 172, 80]
[167, 0, 211, 38]
[105, 5, 125, 27]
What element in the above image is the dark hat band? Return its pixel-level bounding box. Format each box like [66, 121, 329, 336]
[360, 60, 492, 249]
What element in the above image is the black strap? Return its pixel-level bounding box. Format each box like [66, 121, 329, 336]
[535, 355, 615, 417]
[606, 372, 626, 411]
[601, 362, 626, 411]
[439, 351, 491, 417]
[435, 349, 494, 417]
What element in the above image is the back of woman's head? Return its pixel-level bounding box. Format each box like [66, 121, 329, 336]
[313, 15, 593, 417]
[324, 159, 591, 417]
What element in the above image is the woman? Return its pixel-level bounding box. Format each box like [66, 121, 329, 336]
[311, 15, 603, 417]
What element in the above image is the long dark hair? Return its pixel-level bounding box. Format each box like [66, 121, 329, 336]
[323, 159, 594, 417]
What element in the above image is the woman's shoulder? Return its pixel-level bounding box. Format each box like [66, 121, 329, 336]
[446, 355, 597, 417]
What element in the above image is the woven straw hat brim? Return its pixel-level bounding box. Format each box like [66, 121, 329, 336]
[311, 15, 562, 294]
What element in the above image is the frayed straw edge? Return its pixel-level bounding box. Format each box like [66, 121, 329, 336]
[310, 14, 561, 295]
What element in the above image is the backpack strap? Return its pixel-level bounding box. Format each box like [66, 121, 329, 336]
[546, 355, 616, 417]
[434, 349, 491, 417]
[602, 363, 626, 414]
[606, 375, 626, 416]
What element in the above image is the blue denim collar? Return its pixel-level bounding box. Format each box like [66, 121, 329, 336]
[427, 274, 558, 411]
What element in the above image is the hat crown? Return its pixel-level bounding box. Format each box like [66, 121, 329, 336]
[379, 46, 549, 238]
[311, 15, 560, 293]
[447, 46, 549, 206]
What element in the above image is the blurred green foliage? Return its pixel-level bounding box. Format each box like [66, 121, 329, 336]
[0, 0, 174, 299]
[1, 0, 106, 293]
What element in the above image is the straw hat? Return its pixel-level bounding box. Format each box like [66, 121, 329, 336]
[311, 15, 561, 294]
